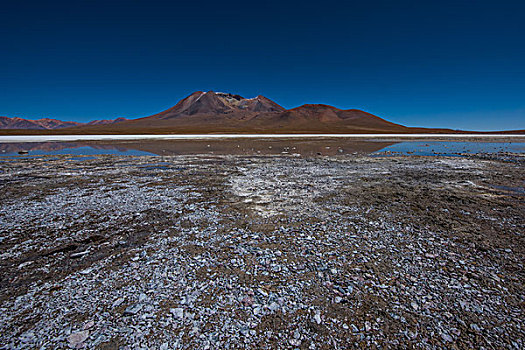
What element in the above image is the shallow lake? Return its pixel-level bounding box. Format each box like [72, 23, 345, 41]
[373, 141, 525, 156]
[0, 139, 524, 157]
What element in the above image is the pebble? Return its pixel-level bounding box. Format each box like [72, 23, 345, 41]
[123, 304, 143, 315]
[112, 297, 125, 308]
[68, 330, 89, 347]
[170, 308, 184, 319]
[83, 320, 95, 330]
[314, 311, 322, 325]
[441, 332, 453, 342]
[268, 302, 279, 312]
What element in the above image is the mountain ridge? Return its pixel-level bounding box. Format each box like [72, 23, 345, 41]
[1, 91, 523, 134]
[0, 116, 128, 130]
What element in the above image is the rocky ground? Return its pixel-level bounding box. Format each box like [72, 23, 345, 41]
[0, 152, 523, 349]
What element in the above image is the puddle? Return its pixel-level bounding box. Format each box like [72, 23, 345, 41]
[68, 156, 97, 161]
[489, 184, 525, 195]
[0, 145, 155, 157]
[372, 141, 525, 156]
[141, 166, 169, 170]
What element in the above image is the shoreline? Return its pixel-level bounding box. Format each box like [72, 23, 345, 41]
[1, 133, 525, 143]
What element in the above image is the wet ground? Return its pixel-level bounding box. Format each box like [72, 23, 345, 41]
[0, 140, 524, 349]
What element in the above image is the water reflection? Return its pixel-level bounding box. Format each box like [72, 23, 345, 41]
[0, 139, 396, 157]
[374, 141, 525, 156]
[0, 142, 154, 156]
[0, 139, 523, 157]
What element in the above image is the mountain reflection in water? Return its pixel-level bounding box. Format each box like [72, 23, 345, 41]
[0, 139, 396, 157]
[0, 139, 523, 157]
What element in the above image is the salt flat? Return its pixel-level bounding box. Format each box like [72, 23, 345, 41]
[0, 133, 524, 142]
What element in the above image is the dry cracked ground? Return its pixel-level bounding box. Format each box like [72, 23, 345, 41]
[0, 153, 523, 349]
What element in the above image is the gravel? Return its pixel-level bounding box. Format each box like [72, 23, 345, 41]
[0, 152, 523, 349]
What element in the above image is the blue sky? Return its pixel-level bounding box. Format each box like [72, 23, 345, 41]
[1, 0, 524, 130]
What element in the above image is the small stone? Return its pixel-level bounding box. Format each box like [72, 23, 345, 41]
[70, 250, 90, 259]
[470, 323, 481, 332]
[242, 296, 254, 306]
[451, 328, 461, 336]
[257, 288, 268, 297]
[112, 298, 125, 308]
[170, 308, 184, 319]
[289, 339, 301, 346]
[411, 301, 418, 310]
[365, 321, 371, 332]
[313, 311, 322, 325]
[68, 330, 89, 347]
[18, 261, 33, 269]
[441, 332, 453, 342]
[83, 320, 95, 330]
[123, 304, 143, 315]
[268, 302, 279, 312]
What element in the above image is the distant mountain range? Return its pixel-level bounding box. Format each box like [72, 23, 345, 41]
[0, 92, 522, 134]
[0, 116, 128, 130]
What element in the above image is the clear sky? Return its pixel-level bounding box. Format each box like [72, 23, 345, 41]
[1, 0, 524, 130]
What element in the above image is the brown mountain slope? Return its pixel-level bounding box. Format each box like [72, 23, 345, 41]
[0, 116, 127, 130]
[148, 91, 285, 120]
[0, 116, 83, 130]
[64, 91, 423, 134]
[245, 104, 410, 133]
[86, 117, 129, 126]
[3, 91, 521, 134]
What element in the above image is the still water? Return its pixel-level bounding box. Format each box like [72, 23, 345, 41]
[374, 141, 525, 156]
[0, 140, 523, 157]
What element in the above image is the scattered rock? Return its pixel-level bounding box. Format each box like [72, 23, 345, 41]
[0, 152, 522, 349]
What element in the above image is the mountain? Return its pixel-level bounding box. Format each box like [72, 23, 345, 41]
[0, 116, 127, 130]
[2, 91, 521, 134]
[91, 91, 413, 134]
[86, 117, 129, 126]
[0, 116, 83, 130]
[149, 91, 285, 119]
